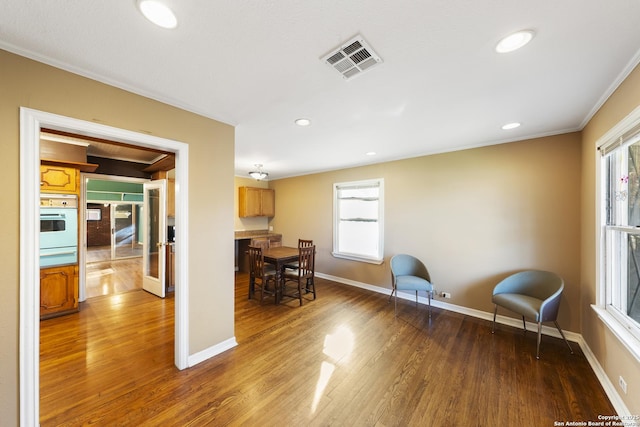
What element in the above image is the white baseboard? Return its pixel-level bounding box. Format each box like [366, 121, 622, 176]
[188, 337, 238, 367]
[315, 271, 630, 416]
[577, 336, 632, 417]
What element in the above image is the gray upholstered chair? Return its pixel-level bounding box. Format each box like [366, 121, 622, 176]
[491, 270, 573, 359]
[389, 254, 434, 317]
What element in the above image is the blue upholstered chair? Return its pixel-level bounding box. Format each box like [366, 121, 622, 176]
[389, 254, 434, 318]
[491, 270, 573, 359]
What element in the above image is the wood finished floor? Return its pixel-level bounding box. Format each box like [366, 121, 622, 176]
[40, 273, 615, 426]
[85, 246, 143, 298]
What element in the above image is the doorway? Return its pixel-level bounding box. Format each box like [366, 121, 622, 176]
[19, 108, 190, 424]
[83, 175, 148, 299]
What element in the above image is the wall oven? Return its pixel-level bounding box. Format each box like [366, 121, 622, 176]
[40, 193, 78, 268]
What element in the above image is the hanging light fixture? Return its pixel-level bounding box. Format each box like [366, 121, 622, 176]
[248, 164, 269, 181]
[137, 0, 178, 29]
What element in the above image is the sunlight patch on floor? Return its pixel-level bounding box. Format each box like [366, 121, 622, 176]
[311, 325, 355, 413]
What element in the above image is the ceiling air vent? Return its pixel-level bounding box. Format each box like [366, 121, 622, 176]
[322, 35, 382, 80]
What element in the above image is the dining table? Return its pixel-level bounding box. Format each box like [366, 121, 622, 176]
[262, 246, 299, 304]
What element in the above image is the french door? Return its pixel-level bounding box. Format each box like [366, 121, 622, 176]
[142, 179, 167, 298]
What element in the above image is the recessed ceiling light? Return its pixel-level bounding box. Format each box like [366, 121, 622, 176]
[495, 30, 534, 53]
[366, 152, 377, 156]
[502, 122, 521, 130]
[138, 0, 177, 29]
[295, 118, 311, 126]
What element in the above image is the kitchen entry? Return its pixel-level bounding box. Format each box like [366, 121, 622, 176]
[86, 202, 143, 262]
[84, 177, 146, 298]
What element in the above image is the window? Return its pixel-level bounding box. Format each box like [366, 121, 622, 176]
[333, 179, 384, 264]
[599, 109, 640, 353]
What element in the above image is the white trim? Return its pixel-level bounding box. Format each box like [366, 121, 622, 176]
[316, 272, 631, 417]
[188, 338, 238, 367]
[19, 107, 190, 426]
[580, 50, 640, 131]
[316, 272, 581, 342]
[595, 104, 640, 153]
[577, 334, 632, 417]
[332, 178, 384, 263]
[594, 103, 640, 371]
[592, 305, 640, 363]
[19, 108, 41, 427]
[331, 252, 384, 265]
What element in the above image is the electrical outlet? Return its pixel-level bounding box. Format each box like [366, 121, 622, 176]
[441, 292, 451, 299]
[619, 376, 627, 394]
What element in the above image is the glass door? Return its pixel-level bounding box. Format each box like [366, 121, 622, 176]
[111, 203, 143, 260]
[142, 180, 167, 298]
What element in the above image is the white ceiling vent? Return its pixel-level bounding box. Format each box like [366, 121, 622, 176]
[322, 35, 382, 80]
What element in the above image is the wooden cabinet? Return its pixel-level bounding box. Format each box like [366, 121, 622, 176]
[40, 164, 79, 194]
[239, 187, 275, 217]
[40, 265, 79, 319]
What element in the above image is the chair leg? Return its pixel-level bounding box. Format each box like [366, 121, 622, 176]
[536, 321, 542, 359]
[427, 291, 432, 318]
[388, 288, 395, 303]
[554, 320, 574, 355]
[522, 316, 527, 333]
[415, 290, 418, 307]
[308, 277, 316, 300]
[492, 305, 497, 333]
[394, 291, 398, 317]
[297, 278, 303, 306]
[262, 278, 270, 305]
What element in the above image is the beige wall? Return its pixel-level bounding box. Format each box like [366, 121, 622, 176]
[269, 133, 582, 330]
[0, 49, 235, 424]
[581, 64, 640, 415]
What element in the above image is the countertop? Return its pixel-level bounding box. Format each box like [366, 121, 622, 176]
[234, 230, 281, 240]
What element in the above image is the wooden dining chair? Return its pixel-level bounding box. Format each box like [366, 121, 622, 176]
[283, 239, 313, 270]
[248, 246, 277, 304]
[283, 245, 316, 305]
[250, 237, 270, 251]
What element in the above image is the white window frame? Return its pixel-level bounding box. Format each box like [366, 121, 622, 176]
[332, 178, 384, 264]
[594, 105, 640, 362]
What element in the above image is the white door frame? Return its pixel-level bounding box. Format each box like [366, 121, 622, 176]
[19, 107, 190, 426]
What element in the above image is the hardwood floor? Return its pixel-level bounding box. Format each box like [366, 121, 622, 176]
[40, 273, 615, 426]
[85, 256, 142, 298]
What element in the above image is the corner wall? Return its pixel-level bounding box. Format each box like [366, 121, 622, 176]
[0, 49, 235, 425]
[269, 133, 582, 331]
[581, 63, 640, 415]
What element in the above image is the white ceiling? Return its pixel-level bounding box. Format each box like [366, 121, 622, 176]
[3, 1, 640, 180]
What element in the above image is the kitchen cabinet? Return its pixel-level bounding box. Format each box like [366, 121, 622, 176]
[40, 164, 79, 194]
[40, 264, 79, 319]
[239, 187, 275, 217]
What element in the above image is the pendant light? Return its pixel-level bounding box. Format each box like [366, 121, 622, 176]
[248, 164, 269, 181]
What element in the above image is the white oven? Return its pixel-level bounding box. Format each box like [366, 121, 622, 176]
[40, 194, 78, 268]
